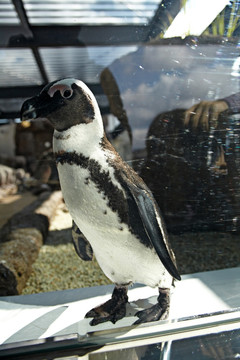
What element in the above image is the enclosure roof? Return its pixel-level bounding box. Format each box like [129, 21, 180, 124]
[1, 0, 160, 26]
[0, 0, 235, 120]
[0, 0, 172, 119]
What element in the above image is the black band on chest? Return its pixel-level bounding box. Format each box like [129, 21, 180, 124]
[55, 151, 128, 225]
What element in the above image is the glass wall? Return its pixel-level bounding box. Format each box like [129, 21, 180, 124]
[0, 0, 239, 358]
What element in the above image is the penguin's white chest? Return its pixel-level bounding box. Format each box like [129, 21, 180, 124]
[57, 162, 172, 288]
[57, 161, 121, 230]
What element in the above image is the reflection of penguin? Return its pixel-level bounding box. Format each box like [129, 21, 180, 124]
[21, 78, 180, 326]
[100, 68, 133, 141]
[105, 113, 132, 161]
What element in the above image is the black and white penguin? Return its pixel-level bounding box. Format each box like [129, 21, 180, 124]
[21, 78, 180, 326]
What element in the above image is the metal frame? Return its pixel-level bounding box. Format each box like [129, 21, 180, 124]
[0, 308, 239, 359]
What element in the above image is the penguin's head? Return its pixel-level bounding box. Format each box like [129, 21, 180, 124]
[21, 78, 102, 132]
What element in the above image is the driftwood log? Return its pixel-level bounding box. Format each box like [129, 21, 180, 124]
[0, 191, 63, 295]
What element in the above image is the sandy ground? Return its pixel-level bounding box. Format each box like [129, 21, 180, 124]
[0, 191, 36, 228]
[22, 201, 111, 294]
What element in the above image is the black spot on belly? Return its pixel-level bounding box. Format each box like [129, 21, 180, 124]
[103, 210, 107, 215]
[84, 177, 90, 185]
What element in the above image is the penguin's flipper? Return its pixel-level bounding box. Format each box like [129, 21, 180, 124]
[72, 220, 93, 261]
[122, 175, 181, 281]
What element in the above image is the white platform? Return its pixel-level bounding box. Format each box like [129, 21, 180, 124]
[0, 267, 239, 345]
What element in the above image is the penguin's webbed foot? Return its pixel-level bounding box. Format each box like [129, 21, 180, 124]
[85, 285, 128, 326]
[134, 287, 170, 325]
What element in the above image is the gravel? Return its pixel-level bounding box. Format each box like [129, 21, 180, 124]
[22, 201, 240, 295]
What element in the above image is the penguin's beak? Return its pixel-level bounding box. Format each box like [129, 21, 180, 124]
[21, 96, 41, 121]
[21, 90, 53, 122]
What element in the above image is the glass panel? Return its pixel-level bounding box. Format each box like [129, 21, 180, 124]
[101, 38, 240, 238]
[0, 308, 239, 358]
[0, 0, 240, 358]
[0, 49, 42, 86]
[90, 328, 240, 360]
[40, 46, 137, 83]
[0, 0, 20, 25]
[23, 0, 160, 25]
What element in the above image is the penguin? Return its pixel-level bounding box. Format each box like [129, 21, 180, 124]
[21, 78, 181, 326]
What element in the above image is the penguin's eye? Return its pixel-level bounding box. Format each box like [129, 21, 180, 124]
[62, 89, 73, 99]
[48, 84, 73, 99]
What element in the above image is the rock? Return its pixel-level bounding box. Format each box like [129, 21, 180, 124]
[0, 165, 16, 186]
[0, 229, 43, 294]
[0, 264, 17, 296]
[0, 191, 63, 295]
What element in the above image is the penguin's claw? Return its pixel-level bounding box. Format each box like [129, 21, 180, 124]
[85, 285, 128, 326]
[134, 303, 167, 325]
[134, 287, 170, 325]
[85, 298, 127, 325]
[85, 300, 127, 325]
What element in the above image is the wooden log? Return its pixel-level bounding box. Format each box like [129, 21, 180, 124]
[0, 191, 63, 295]
[0, 228, 43, 295]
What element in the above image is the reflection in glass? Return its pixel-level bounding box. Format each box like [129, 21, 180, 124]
[90, 329, 240, 360]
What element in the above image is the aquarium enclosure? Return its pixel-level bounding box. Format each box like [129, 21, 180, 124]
[0, 0, 239, 359]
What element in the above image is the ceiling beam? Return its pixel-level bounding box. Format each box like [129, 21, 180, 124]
[0, 84, 104, 99]
[0, 85, 41, 99]
[1, 24, 150, 47]
[11, 0, 33, 38]
[30, 47, 49, 83]
[0, 111, 20, 120]
[0, 83, 109, 119]
[11, 0, 49, 83]
[0, 106, 110, 120]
